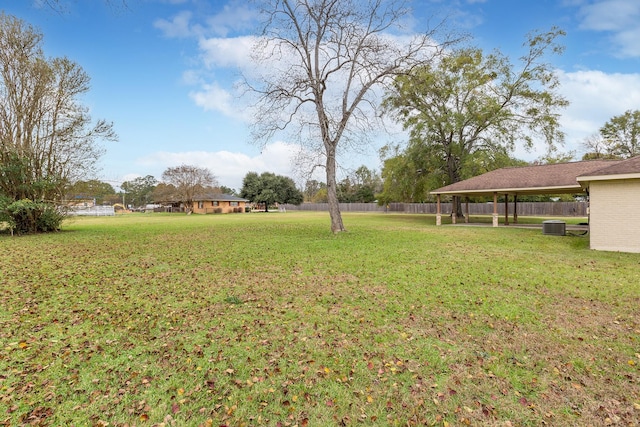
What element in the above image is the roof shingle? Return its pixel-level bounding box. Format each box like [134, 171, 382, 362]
[193, 193, 248, 202]
[577, 155, 640, 178]
[431, 159, 624, 196]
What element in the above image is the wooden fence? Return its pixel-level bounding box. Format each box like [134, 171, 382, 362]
[281, 202, 588, 217]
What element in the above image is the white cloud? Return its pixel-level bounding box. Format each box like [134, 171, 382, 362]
[189, 82, 247, 120]
[154, 2, 259, 40]
[557, 69, 640, 155]
[503, 68, 640, 161]
[181, 69, 202, 85]
[198, 35, 257, 69]
[614, 27, 640, 57]
[578, 0, 639, 31]
[577, 0, 640, 57]
[204, 3, 259, 37]
[154, 11, 194, 38]
[135, 141, 304, 190]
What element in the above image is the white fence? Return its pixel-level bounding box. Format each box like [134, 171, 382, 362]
[68, 205, 115, 216]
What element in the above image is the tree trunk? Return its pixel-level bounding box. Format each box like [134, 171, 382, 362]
[453, 196, 464, 218]
[326, 150, 345, 233]
[446, 154, 465, 218]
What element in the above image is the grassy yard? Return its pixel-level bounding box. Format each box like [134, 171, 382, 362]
[1, 212, 638, 426]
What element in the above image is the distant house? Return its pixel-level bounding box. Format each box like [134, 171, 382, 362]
[192, 193, 249, 214]
[67, 194, 96, 207]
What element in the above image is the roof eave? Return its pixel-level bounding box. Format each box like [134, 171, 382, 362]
[430, 184, 586, 196]
[577, 173, 640, 183]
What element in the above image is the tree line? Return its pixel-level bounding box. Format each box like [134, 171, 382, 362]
[4, 3, 640, 234]
[63, 168, 305, 214]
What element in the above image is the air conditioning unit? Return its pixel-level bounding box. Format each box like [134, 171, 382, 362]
[542, 220, 566, 236]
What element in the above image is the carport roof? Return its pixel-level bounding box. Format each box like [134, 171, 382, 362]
[430, 159, 622, 196]
[577, 155, 640, 182]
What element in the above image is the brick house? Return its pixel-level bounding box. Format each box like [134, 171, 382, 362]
[192, 193, 249, 214]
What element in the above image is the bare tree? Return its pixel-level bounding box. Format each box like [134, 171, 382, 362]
[580, 133, 618, 160]
[0, 13, 116, 199]
[249, 0, 458, 233]
[161, 165, 217, 213]
[0, 13, 116, 233]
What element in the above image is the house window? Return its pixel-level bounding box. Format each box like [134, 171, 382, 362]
[230, 201, 239, 207]
[198, 201, 204, 209]
[212, 201, 219, 206]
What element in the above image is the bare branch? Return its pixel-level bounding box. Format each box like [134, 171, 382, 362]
[246, 0, 459, 232]
[161, 164, 217, 213]
[1, 13, 116, 202]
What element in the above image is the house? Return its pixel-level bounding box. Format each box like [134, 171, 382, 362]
[430, 156, 640, 253]
[192, 193, 249, 214]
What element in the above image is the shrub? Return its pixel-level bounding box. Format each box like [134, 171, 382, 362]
[0, 198, 64, 235]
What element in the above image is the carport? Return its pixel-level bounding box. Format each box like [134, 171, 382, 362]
[430, 159, 621, 227]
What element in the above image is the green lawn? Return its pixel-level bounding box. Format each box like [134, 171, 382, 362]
[1, 212, 638, 426]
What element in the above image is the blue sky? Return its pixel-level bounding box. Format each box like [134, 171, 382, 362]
[3, 0, 640, 191]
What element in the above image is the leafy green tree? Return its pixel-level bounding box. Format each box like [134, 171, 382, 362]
[336, 178, 355, 203]
[151, 183, 178, 205]
[0, 13, 116, 234]
[378, 144, 526, 204]
[303, 180, 326, 203]
[65, 180, 116, 205]
[217, 186, 237, 196]
[336, 166, 381, 203]
[383, 28, 568, 211]
[581, 110, 640, 160]
[599, 110, 640, 158]
[312, 187, 328, 203]
[352, 166, 382, 203]
[121, 175, 158, 208]
[240, 172, 303, 212]
[377, 144, 440, 204]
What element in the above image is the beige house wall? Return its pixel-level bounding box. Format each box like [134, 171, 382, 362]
[589, 179, 640, 253]
[193, 200, 246, 214]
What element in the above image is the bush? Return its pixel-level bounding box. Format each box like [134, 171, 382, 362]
[36, 203, 65, 232]
[0, 198, 64, 235]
